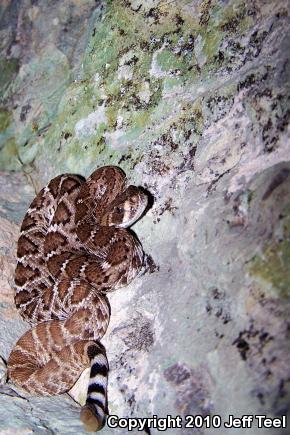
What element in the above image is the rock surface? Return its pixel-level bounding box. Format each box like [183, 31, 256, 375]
[0, 0, 290, 434]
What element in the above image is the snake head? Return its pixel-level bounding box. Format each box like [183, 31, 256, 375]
[100, 185, 148, 228]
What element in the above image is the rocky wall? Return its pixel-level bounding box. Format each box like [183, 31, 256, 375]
[0, 0, 290, 434]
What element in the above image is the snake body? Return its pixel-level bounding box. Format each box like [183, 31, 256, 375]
[7, 166, 148, 431]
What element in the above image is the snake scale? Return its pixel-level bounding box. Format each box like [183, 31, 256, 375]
[7, 166, 148, 432]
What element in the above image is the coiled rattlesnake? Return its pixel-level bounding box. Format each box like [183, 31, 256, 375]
[7, 166, 148, 431]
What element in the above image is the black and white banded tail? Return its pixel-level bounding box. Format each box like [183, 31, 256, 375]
[80, 344, 109, 432]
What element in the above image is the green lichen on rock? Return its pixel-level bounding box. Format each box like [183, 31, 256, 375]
[250, 204, 290, 299]
[0, 108, 12, 132]
[0, 138, 19, 170]
[0, 46, 71, 171]
[0, 58, 19, 96]
[250, 241, 290, 299]
[0, 0, 268, 180]
[0, 0, 288, 191]
[0, 107, 17, 170]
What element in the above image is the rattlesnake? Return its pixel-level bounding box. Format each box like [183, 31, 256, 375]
[7, 166, 148, 432]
